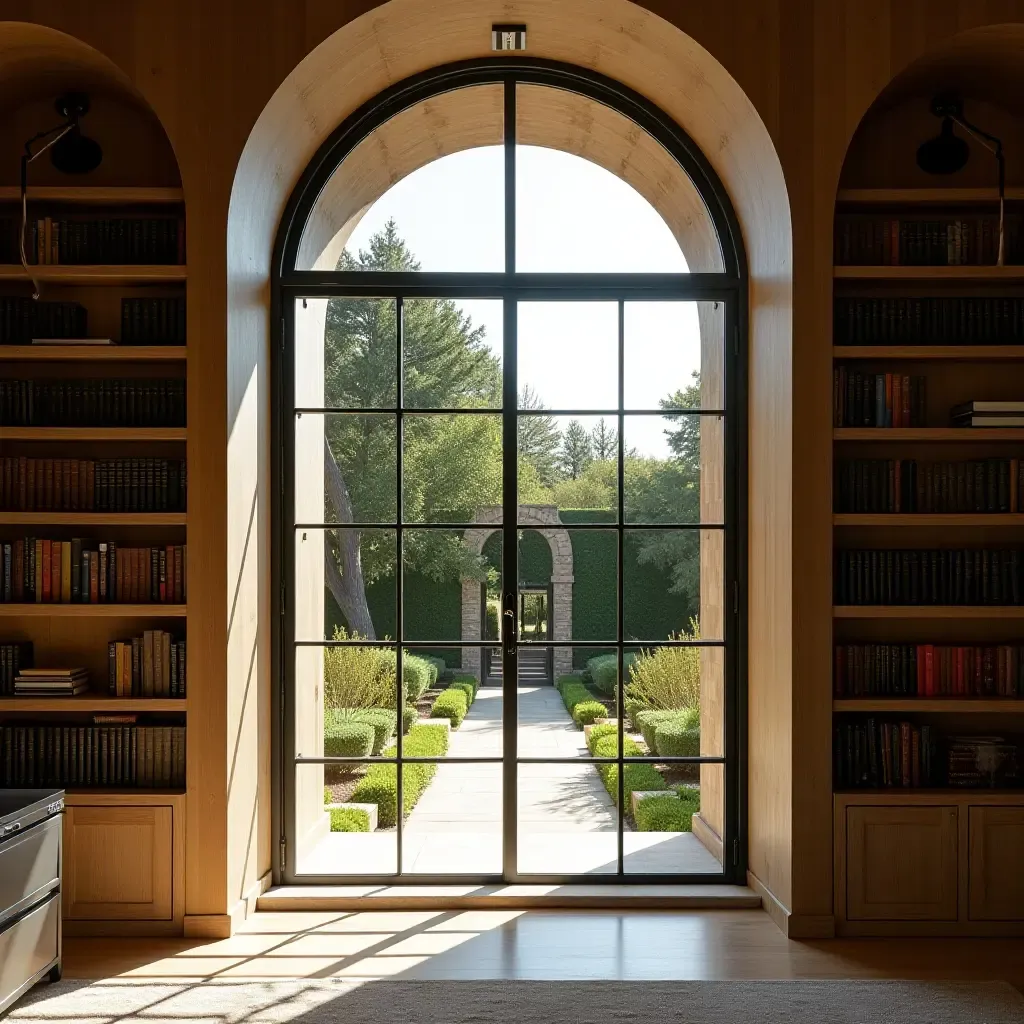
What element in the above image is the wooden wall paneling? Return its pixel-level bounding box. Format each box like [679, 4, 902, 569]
[968, 807, 1024, 922]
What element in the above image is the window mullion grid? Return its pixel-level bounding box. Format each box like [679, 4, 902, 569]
[616, 299, 625, 876]
[395, 295, 405, 874]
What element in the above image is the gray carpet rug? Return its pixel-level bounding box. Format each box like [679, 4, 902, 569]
[9, 979, 1024, 1023]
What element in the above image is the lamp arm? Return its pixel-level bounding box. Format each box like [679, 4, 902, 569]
[19, 119, 76, 299]
[950, 115, 1006, 266]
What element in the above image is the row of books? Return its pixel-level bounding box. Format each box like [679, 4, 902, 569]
[0, 216, 185, 266]
[0, 458, 187, 512]
[0, 721, 186, 788]
[948, 736, 1020, 789]
[834, 297, 1024, 346]
[833, 214, 1022, 266]
[0, 298, 86, 346]
[952, 400, 1024, 428]
[834, 459, 1024, 514]
[0, 641, 32, 696]
[109, 632, 186, 698]
[0, 540, 187, 604]
[833, 370, 927, 428]
[834, 644, 1024, 698]
[14, 667, 88, 697]
[834, 548, 1023, 606]
[121, 297, 186, 346]
[834, 719, 940, 788]
[0, 378, 185, 427]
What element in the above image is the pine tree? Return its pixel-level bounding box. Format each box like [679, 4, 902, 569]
[517, 384, 562, 485]
[559, 419, 593, 480]
[590, 417, 618, 460]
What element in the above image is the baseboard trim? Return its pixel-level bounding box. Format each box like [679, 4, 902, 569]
[745, 873, 835, 939]
[183, 914, 233, 939]
[258, 883, 762, 912]
[691, 813, 724, 864]
[746, 870, 790, 935]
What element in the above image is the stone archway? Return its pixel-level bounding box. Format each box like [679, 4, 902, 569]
[461, 505, 574, 681]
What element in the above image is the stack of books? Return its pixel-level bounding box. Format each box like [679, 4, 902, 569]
[14, 667, 88, 697]
[952, 401, 1024, 428]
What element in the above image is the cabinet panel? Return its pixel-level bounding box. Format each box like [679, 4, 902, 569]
[969, 807, 1024, 921]
[63, 805, 173, 921]
[847, 805, 958, 921]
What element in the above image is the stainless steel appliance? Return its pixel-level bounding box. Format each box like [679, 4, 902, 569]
[0, 790, 63, 1015]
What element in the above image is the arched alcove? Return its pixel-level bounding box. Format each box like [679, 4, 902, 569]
[228, 0, 792, 895]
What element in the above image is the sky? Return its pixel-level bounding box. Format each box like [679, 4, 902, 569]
[340, 145, 710, 458]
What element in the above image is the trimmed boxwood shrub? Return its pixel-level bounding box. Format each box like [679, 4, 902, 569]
[586, 722, 618, 754]
[636, 708, 699, 755]
[654, 719, 700, 758]
[558, 681, 594, 716]
[591, 732, 666, 806]
[430, 687, 468, 728]
[402, 704, 418, 733]
[634, 790, 699, 832]
[451, 674, 479, 697]
[401, 653, 433, 701]
[329, 806, 371, 832]
[446, 680, 476, 706]
[585, 652, 638, 696]
[351, 723, 449, 827]
[572, 700, 608, 728]
[343, 708, 396, 755]
[324, 720, 374, 758]
[425, 656, 448, 683]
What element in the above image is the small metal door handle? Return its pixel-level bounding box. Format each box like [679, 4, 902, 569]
[502, 594, 517, 656]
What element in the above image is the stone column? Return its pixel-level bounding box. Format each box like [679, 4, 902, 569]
[461, 578, 482, 680]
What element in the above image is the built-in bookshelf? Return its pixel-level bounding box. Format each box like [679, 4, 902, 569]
[0, 183, 188, 801]
[832, 183, 1024, 811]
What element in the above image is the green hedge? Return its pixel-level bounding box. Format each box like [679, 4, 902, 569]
[430, 688, 468, 728]
[572, 700, 607, 727]
[350, 723, 449, 827]
[425, 655, 448, 683]
[586, 722, 618, 753]
[451, 674, 479, 697]
[591, 733, 667, 806]
[634, 790, 699, 832]
[324, 721, 374, 758]
[325, 708, 395, 756]
[584, 652, 637, 697]
[635, 707, 699, 755]
[557, 680, 596, 718]
[329, 806, 371, 832]
[446, 680, 476, 706]
[654, 719, 700, 758]
[402, 704, 418, 733]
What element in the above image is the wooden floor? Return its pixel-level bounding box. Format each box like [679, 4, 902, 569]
[64, 909, 1024, 989]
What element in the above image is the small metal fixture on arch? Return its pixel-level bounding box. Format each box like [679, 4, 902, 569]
[492, 25, 527, 51]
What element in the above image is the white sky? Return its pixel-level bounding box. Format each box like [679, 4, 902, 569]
[343, 145, 708, 457]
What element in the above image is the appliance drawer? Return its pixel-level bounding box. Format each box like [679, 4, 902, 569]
[0, 895, 60, 1014]
[0, 816, 61, 928]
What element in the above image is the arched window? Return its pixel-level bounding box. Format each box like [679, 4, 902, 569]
[274, 59, 746, 885]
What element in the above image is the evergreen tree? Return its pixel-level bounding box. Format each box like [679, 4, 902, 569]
[559, 419, 593, 480]
[590, 417, 618, 460]
[517, 384, 562, 485]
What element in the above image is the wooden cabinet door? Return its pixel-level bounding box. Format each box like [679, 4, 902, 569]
[969, 807, 1024, 921]
[63, 805, 173, 921]
[846, 805, 958, 921]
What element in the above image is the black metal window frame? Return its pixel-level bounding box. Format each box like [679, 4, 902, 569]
[271, 57, 748, 886]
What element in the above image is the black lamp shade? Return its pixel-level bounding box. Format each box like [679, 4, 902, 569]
[916, 117, 970, 175]
[50, 127, 102, 175]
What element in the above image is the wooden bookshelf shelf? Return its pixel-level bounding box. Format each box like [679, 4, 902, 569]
[0, 345, 186, 362]
[0, 696, 186, 712]
[834, 427, 1024, 442]
[0, 265, 186, 285]
[833, 346, 1024, 361]
[63, 790, 186, 804]
[0, 604, 186, 617]
[834, 265, 1024, 281]
[0, 186, 184, 204]
[834, 699, 1024, 713]
[834, 606, 1024, 619]
[836, 187, 1024, 205]
[836, 790, 1024, 802]
[833, 514, 1024, 528]
[0, 512, 186, 526]
[0, 427, 186, 442]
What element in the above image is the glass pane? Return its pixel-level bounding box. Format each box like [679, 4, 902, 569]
[622, 643, 723, 759]
[403, 763, 502, 875]
[296, 85, 504, 271]
[403, 414, 501, 523]
[517, 668, 612, 758]
[518, 302, 618, 411]
[623, 529, 722, 642]
[295, 296, 398, 409]
[295, 763, 398, 876]
[623, 763, 724, 875]
[296, 527, 395, 642]
[402, 529, 500, 645]
[624, 301, 724, 411]
[519, 416, 618, 519]
[517, 528, 617, 647]
[517, 764, 618, 875]
[623, 414, 723, 525]
[403, 298, 502, 410]
[516, 84, 723, 273]
[295, 413, 397, 525]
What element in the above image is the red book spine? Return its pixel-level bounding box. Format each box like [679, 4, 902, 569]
[924, 644, 935, 697]
[955, 647, 964, 696]
[916, 644, 924, 697]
